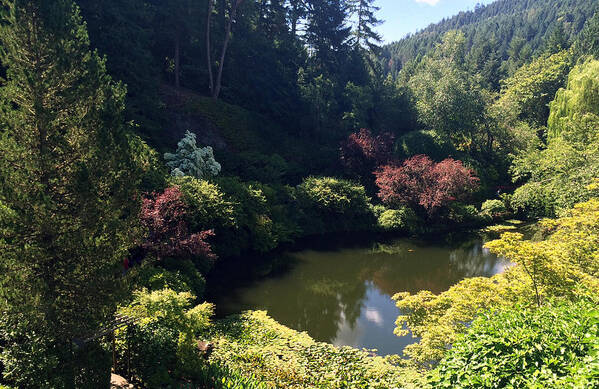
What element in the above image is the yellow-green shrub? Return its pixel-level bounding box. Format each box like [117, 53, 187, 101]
[393, 198, 599, 365]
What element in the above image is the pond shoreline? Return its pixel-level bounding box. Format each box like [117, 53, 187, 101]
[206, 224, 514, 356]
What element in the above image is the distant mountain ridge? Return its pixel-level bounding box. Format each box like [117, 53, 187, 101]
[382, 0, 599, 76]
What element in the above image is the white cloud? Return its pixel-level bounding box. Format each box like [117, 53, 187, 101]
[365, 308, 383, 327]
[415, 0, 441, 5]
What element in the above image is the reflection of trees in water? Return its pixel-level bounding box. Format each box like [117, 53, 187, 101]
[215, 236, 508, 344]
[257, 259, 368, 343]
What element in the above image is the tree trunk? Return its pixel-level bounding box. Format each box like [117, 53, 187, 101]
[174, 30, 181, 89]
[206, 0, 214, 95]
[212, 0, 245, 100]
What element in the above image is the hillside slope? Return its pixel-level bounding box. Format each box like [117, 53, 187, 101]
[382, 0, 599, 77]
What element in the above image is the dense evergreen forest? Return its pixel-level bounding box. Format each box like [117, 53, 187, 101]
[0, 0, 598, 387]
[383, 0, 599, 82]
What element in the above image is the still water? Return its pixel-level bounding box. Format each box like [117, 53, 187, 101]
[212, 233, 511, 356]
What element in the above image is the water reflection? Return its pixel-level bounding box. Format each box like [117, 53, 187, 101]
[212, 234, 511, 356]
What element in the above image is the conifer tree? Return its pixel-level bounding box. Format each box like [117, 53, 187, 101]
[348, 0, 383, 53]
[0, 0, 140, 386]
[305, 0, 352, 74]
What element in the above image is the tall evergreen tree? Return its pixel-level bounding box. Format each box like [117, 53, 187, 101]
[287, 0, 307, 37]
[0, 0, 140, 386]
[348, 0, 383, 53]
[305, 0, 352, 75]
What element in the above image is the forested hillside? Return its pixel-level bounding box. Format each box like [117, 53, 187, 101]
[383, 0, 599, 87]
[0, 0, 599, 388]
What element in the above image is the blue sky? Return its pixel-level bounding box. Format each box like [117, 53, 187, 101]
[375, 0, 498, 43]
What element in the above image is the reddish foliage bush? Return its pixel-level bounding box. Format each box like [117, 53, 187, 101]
[340, 129, 394, 178]
[140, 186, 216, 261]
[375, 155, 479, 215]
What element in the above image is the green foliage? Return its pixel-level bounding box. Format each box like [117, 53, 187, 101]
[174, 176, 236, 231]
[228, 152, 289, 184]
[165, 131, 222, 179]
[194, 363, 268, 389]
[444, 202, 482, 225]
[135, 265, 196, 295]
[408, 32, 488, 152]
[134, 257, 207, 298]
[510, 181, 556, 219]
[116, 289, 214, 387]
[395, 130, 455, 161]
[496, 50, 573, 128]
[0, 1, 142, 386]
[480, 199, 508, 220]
[509, 60, 599, 218]
[384, 0, 598, 80]
[431, 301, 599, 388]
[377, 207, 419, 233]
[548, 59, 599, 140]
[208, 311, 425, 389]
[393, 198, 599, 365]
[296, 177, 375, 235]
[575, 12, 599, 59]
[127, 134, 168, 192]
[215, 177, 298, 256]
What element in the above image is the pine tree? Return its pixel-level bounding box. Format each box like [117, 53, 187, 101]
[0, 0, 141, 386]
[348, 0, 383, 53]
[575, 12, 599, 59]
[305, 0, 352, 75]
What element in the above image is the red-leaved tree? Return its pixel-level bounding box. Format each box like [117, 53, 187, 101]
[340, 129, 395, 179]
[140, 186, 216, 261]
[375, 155, 479, 216]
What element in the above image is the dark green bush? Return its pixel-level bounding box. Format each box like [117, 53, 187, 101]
[174, 176, 236, 232]
[431, 300, 599, 388]
[296, 177, 375, 235]
[121, 322, 180, 387]
[228, 151, 289, 184]
[377, 207, 420, 233]
[511, 181, 556, 218]
[479, 199, 508, 220]
[215, 177, 282, 256]
[396, 130, 455, 161]
[135, 264, 196, 295]
[444, 202, 482, 225]
[128, 133, 167, 192]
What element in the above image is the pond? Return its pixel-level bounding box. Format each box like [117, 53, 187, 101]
[209, 232, 512, 356]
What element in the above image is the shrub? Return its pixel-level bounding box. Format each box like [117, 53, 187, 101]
[140, 187, 216, 262]
[174, 176, 235, 231]
[339, 129, 394, 179]
[164, 131, 221, 179]
[215, 177, 283, 256]
[116, 289, 214, 387]
[134, 257, 208, 298]
[227, 152, 289, 183]
[207, 311, 424, 389]
[375, 155, 479, 217]
[394, 198, 599, 365]
[134, 265, 196, 295]
[511, 182, 555, 218]
[396, 130, 455, 161]
[296, 177, 374, 234]
[480, 199, 508, 220]
[430, 301, 599, 388]
[377, 207, 419, 233]
[445, 202, 482, 225]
